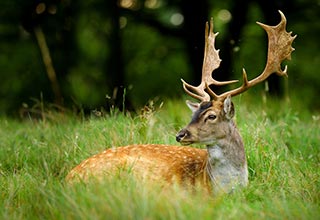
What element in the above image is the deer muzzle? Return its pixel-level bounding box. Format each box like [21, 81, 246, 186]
[176, 128, 191, 144]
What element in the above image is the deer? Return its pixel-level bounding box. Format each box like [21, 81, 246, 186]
[66, 10, 296, 195]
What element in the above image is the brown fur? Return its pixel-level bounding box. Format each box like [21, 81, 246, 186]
[66, 144, 210, 191]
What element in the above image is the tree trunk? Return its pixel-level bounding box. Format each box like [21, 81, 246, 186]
[106, 0, 132, 110]
[180, 1, 209, 85]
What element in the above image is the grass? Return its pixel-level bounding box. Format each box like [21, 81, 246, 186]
[0, 95, 319, 219]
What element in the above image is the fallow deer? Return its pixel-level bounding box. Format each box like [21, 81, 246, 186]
[66, 11, 296, 195]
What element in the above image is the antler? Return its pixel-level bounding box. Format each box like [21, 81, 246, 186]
[181, 18, 238, 102]
[182, 10, 296, 102]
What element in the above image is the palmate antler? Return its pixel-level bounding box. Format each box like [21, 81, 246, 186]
[182, 10, 297, 102]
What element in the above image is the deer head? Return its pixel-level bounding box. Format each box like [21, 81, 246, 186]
[176, 10, 296, 146]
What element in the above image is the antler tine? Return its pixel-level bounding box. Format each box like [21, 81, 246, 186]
[182, 17, 238, 102]
[214, 10, 296, 100]
[181, 79, 209, 102]
[203, 18, 238, 86]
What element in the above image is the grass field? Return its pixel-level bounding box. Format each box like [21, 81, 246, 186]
[0, 95, 319, 219]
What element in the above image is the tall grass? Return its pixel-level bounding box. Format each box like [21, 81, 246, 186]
[0, 96, 319, 219]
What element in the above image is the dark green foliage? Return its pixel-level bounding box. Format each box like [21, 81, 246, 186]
[0, 0, 319, 114]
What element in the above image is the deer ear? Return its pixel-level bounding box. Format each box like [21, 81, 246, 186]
[186, 100, 200, 113]
[223, 96, 234, 120]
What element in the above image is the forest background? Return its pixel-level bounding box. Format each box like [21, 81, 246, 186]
[0, 0, 319, 115]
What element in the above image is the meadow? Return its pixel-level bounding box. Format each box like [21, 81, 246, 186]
[0, 95, 319, 220]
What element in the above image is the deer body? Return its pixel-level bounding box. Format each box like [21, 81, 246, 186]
[66, 11, 295, 195]
[66, 145, 209, 188]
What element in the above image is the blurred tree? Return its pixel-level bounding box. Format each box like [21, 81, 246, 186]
[105, 0, 132, 110]
[179, 1, 209, 85]
[20, 0, 76, 105]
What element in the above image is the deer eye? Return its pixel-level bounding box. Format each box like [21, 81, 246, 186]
[207, 114, 217, 120]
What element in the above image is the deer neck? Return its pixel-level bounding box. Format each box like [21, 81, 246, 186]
[205, 120, 248, 194]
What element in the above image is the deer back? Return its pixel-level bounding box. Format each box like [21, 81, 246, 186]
[66, 144, 210, 190]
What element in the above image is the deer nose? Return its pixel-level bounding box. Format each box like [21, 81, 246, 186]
[176, 129, 190, 142]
